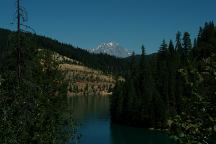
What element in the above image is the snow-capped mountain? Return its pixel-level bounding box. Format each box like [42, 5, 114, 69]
[90, 42, 131, 58]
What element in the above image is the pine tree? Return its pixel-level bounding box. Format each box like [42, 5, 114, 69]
[175, 31, 182, 53]
[110, 80, 124, 122]
[129, 51, 137, 77]
[156, 40, 169, 119]
[159, 40, 168, 55]
[168, 40, 175, 56]
[139, 45, 151, 126]
[168, 40, 177, 115]
[182, 32, 192, 56]
[139, 45, 146, 68]
[139, 45, 146, 93]
[193, 38, 197, 49]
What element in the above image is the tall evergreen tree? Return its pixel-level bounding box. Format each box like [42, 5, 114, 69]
[167, 40, 177, 115]
[182, 32, 192, 56]
[193, 38, 197, 49]
[139, 45, 151, 126]
[156, 40, 169, 119]
[168, 40, 175, 56]
[109, 22, 216, 141]
[139, 45, 146, 68]
[175, 31, 182, 53]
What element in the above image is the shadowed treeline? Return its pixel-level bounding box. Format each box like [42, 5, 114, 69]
[111, 22, 216, 144]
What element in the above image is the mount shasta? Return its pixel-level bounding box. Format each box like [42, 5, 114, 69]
[90, 42, 131, 58]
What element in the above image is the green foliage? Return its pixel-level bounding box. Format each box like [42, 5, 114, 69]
[111, 22, 216, 144]
[195, 21, 216, 59]
[111, 46, 166, 128]
[169, 22, 216, 144]
[0, 33, 75, 143]
[1, 20, 215, 144]
[182, 32, 192, 56]
[169, 57, 216, 143]
[175, 31, 182, 52]
[0, 28, 129, 76]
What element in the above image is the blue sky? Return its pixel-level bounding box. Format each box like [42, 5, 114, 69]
[0, 0, 216, 54]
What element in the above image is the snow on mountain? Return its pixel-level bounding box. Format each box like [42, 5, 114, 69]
[90, 42, 131, 58]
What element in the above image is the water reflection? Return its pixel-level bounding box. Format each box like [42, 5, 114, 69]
[67, 96, 173, 144]
[111, 124, 173, 144]
[67, 95, 110, 121]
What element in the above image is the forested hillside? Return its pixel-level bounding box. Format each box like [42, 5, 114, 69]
[0, 28, 129, 75]
[0, 29, 78, 143]
[1, 21, 215, 144]
[1, 0, 215, 143]
[0, 27, 122, 143]
[110, 22, 216, 143]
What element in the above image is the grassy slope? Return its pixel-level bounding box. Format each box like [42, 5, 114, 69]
[55, 52, 116, 96]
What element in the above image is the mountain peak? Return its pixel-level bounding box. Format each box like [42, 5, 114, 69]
[91, 42, 131, 58]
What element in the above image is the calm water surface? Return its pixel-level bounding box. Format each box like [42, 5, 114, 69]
[67, 96, 174, 144]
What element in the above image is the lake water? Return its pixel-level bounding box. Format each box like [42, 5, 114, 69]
[67, 96, 174, 144]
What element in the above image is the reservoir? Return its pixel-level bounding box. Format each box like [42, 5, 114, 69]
[67, 96, 173, 144]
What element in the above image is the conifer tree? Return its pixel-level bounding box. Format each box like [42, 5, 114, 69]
[139, 45, 146, 93]
[139, 45, 151, 125]
[182, 32, 192, 56]
[129, 52, 137, 77]
[175, 31, 182, 53]
[193, 38, 197, 49]
[139, 45, 146, 68]
[168, 40, 175, 55]
[156, 40, 169, 119]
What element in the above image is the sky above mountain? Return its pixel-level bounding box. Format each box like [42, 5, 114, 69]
[0, 0, 216, 54]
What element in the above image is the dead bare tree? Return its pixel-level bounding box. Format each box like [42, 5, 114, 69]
[16, 0, 21, 84]
[16, 0, 29, 85]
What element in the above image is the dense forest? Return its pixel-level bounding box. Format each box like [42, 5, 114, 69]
[110, 22, 216, 143]
[1, 0, 215, 144]
[0, 29, 79, 143]
[0, 26, 129, 143]
[0, 28, 129, 75]
[1, 8, 216, 143]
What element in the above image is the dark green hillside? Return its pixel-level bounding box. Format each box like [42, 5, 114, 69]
[0, 28, 76, 143]
[0, 28, 129, 75]
[110, 22, 216, 143]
